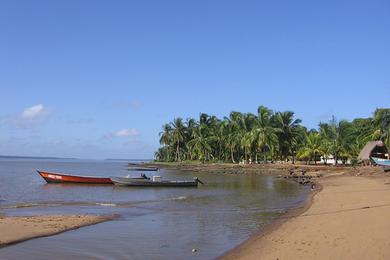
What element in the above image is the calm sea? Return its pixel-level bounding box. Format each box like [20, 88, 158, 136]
[0, 159, 309, 260]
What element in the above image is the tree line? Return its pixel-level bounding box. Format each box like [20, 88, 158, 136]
[155, 107, 390, 165]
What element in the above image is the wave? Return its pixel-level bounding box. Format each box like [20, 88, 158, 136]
[96, 203, 117, 207]
[0, 196, 189, 210]
[164, 196, 188, 201]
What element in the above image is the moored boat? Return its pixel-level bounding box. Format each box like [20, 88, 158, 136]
[371, 157, 390, 172]
[128, 166, 159, 171]
[37, 170, 114, 184]
[127, 163, 139, 166]
[111, 176, 203, 187]
[37, 170, 149, 184]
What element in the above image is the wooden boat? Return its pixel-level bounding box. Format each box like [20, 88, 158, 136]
[37, 170, 149, 184]
[371, 157, 390, 172]
[127, 163, 139, 166]
[111, 176, 203, 187]
[128, 166, 159, 171]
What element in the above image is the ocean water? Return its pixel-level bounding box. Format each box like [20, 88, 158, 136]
[0, 159, 309, 260]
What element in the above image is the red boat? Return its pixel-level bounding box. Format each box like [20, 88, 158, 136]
[37, 170, 113, 184]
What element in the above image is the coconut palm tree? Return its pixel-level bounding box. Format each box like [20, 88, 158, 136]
[188, 125, 214, 162]
[251, 106, 279, 163]
[225, 112, 246, 162]
[170, 118, 186, 161]
[319, 117, 355, 165]
[214, 120, 229, 161]
[373, 109, 390, 147]
[237, 113, 255, 162]
[273, 111, 302, 161]
[224, 116, 239, 163]
[159, 123, 173, 161]
[183, 118, 197, 160]
[297, 132, 322, 164]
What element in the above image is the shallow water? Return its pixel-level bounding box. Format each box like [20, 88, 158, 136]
[0, 159, 309, 259]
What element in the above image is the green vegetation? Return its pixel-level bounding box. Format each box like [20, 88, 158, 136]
[155, 107, 390, 165]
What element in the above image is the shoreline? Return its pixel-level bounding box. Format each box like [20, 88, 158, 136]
[221, 169, 390, 259]
[148, 161, 356, 177]
[218, 179, 323, 259]
[0, 214, 118, 248]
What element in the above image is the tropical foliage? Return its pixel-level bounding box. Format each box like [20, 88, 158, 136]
[155, 107, 390, 165]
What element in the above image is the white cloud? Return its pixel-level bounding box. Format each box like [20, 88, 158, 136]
[21, 104, 50, 120]
[1, 104, 51, 128]
[114, 128, 140, 137]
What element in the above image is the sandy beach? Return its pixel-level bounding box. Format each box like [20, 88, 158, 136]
[0, 214, 116, 247]
[223, 170, 390, 260]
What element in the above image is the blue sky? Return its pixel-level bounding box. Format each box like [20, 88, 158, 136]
[0, 0, 389, 159]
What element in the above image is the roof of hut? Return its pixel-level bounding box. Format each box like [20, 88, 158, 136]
[358, 141, 386, 160]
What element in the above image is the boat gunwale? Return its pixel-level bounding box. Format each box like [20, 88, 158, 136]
[110, 177, 199, 187]
[37, 170, 112, 180]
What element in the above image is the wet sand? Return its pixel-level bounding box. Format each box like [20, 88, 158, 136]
[0, 214, 117, 247]
[223, 171, 390, 260]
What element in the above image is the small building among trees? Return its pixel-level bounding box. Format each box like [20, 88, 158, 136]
[358, 141, 388, 165]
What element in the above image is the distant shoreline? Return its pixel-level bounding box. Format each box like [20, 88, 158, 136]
[106, 158, 153, 161]
[0, 155, 152, 161]
[0, 155, 76, 160]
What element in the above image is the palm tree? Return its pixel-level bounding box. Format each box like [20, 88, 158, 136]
[188, 125, 213, 162]
[252, 106, 279, 163]
[238, 113, 255, 162]
[154, 146, 173, 162]
[319, 137, 332, 165]
[273, 111, 302, 161]
[297, 132, 322, 164]
[159, 123, 173, 161]
[224, 117, 239, 163]
[214, 120, 229, 161]
[226, 112, 246, 163]
[319, 117, 355, 165]
[184, 118, 198, 160]
[373, 109, 390, 147]
[170, 118, 186, 161]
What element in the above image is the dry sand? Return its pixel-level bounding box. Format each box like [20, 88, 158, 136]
[0, 214, 116, 247]
[223, 173, 390, 260]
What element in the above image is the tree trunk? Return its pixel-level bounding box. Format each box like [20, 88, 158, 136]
[219, 143, 222, 161]
[231, 147, 235, 163]
[176, 143, 180, 162]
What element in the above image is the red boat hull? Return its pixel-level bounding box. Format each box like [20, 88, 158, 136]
[37, 170, 113, 184]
